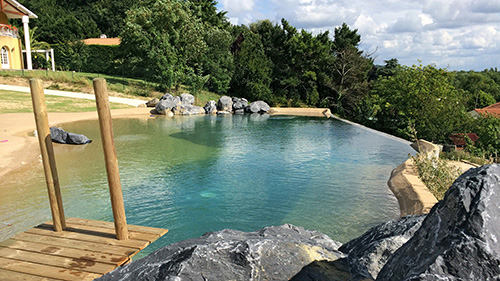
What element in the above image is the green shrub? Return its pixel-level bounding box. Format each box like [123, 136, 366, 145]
[53, 43, 120, 75]
[411, 154, 462, 200]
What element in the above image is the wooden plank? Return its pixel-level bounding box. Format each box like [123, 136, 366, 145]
[0, 268, 59, 281]
[39, 222, 160, 242]
[0, 247, 114, 275]
[0, 218, 169, 280]
[0, 239, 128, 266]
[11, 232, 137, 257]
[25, 226, 148, 249]
[67, 218, 169, 236]
[0, 257, 101, 281]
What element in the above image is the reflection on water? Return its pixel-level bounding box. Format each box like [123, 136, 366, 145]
[0, 115, 414, 259]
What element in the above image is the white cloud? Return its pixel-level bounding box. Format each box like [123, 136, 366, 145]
[270, 0, 360, 28]
[471, 0, 500, 13]
[461, 26, 498, 49]
[432, 30, 453, 46]
[354, 13, 385, 36]
[389, 12, 424, 33]
[217, 0, 500, 70]
[219, 0, 255, 14]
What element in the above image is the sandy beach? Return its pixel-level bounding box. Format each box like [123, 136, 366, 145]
[0, 107, 152, 178]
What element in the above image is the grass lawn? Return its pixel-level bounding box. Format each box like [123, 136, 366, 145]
[0, 90, 132, 114]
[0, 70, 221, 108]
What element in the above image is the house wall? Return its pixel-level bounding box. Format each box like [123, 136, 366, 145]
[0, 12, 22, 69]
[0, 36, 22, 69]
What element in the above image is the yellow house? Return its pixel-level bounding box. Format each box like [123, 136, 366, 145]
[0, 0, 37, 70]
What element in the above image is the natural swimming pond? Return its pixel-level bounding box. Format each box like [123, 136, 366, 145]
[0, 115, 414, 259]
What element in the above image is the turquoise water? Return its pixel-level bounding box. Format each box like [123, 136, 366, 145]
[0, 115, 414, 259]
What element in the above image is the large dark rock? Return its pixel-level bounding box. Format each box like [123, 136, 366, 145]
[232, 97, 248, 111]
[339, 215, 425, 280]
[155, 95, 181, 115]
[49, 127, 91, 145]
[377, 164, 500, 281]
[180, 93, 195, 105]
[217, 95, 233, 112]
[96, 224, 345, 281]
[246, 101, 270, 114]
[203, 100, 217, 114]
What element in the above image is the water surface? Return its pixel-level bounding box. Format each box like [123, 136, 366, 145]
[0, 115, 414, 259]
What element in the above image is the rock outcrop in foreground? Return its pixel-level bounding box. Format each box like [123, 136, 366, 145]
[98, 165, 500, 281]
[339, 215, 425, 280]
[377, 164, 500, 280]
[97, 224, 345, 281]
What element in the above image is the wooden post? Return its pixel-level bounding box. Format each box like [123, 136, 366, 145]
[29, 78, 66, 232]
[93, 78, 129, 240]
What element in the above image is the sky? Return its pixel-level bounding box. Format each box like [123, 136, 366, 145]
[216, 0, 500, 71]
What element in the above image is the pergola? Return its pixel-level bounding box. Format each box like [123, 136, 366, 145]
[1, 0, 37, 70]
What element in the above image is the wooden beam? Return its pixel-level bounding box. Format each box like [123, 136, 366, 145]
[93, 78, 129, 240]
[29, 78, 66, 232]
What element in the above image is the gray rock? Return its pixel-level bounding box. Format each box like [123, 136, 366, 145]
[217, 95, 233, 112]
[180, 93, 195, 105]
[146, 98, 159, 107]
[96, 224, 345, 281]
[246, 100, 270, 114]
[377, 164, 500, 281]
[160, 93, 173, 100]
[155, 95, 181, 115]
[49, 127, 91, 145]
[339, 215, 425, 280]
[234, 108, 245, 115]
[173, 105, 205, 115]
[203, 100, 217, 114]
[232, 97, 248, 111]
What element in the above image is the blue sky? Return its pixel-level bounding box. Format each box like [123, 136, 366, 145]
[216, 0, 500, 71]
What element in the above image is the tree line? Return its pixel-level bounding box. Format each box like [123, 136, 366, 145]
[16, 0, 500, 159]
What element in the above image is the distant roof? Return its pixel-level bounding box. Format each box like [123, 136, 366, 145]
[82, 38, 121, 46]
[2, 0, 37, 19]
[474, 102, 500, 117]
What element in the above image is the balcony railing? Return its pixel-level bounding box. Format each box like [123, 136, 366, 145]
[0, 24, 19, 39]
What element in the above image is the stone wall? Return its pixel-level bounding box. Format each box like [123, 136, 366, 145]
[388, 158, 438, 217]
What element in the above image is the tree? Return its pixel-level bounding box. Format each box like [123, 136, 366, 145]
[229, 25, 272, 102]
[328, 23, 372, 116]
[89, 0, 138, 37]
[332, 23, 361, 51]
[18, 0, 101, 44]
[452, 71, 499, 110]
[375, 58, 399, 78]
[187, 0, 229, 28]
[200, 27, 234, 94]
[120, 0, 208, 89]
[370, 64, 468, 143]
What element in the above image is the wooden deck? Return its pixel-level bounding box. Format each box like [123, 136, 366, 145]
[0, 218, 168, 280]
